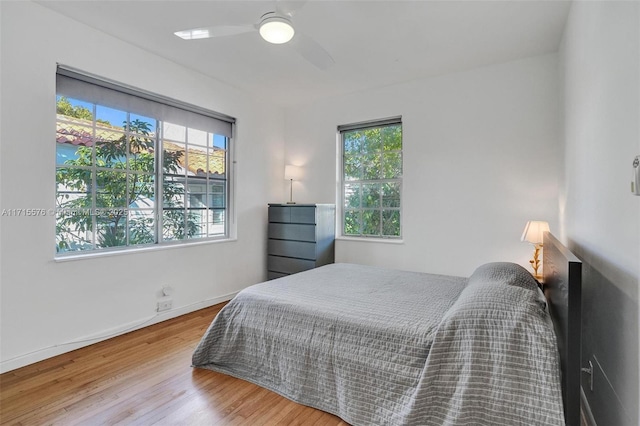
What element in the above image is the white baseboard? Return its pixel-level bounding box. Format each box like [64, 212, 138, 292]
[0, 292, 237, 374]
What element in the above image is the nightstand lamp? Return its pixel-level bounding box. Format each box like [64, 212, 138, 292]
[521, 220, 550, 281]
[284, 165, 302, 204]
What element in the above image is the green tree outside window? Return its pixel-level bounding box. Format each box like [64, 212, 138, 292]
[55, 96, 200, 252]
[342, 123, 402, 237]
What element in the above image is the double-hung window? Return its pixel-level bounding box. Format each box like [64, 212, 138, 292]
[55, 66, 235, 255]
[338, 117, 402, 238]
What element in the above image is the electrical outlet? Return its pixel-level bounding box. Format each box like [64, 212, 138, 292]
[157, 299, 172, 312]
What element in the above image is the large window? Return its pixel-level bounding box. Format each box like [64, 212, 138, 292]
[339, 117, 402, 238]
[55, 67, 234, 255]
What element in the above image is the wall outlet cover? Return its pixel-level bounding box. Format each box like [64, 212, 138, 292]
[157, 300, 172, 312]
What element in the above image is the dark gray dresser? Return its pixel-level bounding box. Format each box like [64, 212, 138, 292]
[267, 204, 336, 279]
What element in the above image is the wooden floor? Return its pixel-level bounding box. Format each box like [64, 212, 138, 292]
[0, 303, 349, 425]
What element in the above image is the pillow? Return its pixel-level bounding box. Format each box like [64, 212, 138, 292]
[467, 262, 540, 292]
[441, 262, 547, 325]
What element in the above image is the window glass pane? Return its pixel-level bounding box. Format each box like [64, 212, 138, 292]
[95, 133, 127, 169]
[383, 152, 402, 179]
[96, 170, 128, 208]
[208, 209, 225, 236]
[343, 131, 363, 154]
[185, 145, 207, 176]
[205, 210, 216, 237]
[362, 153, 381, 180]
[186, 209, 203, 239]
[209, 149, 226, 177]
[96, 213, 128, 248]
[344, 210, 361, 235]
[129, 174, 155, 208]
[128, 209, 154, 245]
[186, 209, 206, 239]
[382, 125, 402, 151]
[362, 210, 381, 236]
[130, 113, 156, 135]
[56, 96, 93, 121]
[128, 131, 154, 163]
[212, 134, 227, 150]
[361, 128, 382, 152]
[56, 209, 94, 253]
[57, 122, 94, 147]
[344, 183, 360, 209]
[94, 116, 127, 168]
[163, 175, 185, 208]
[163, 142, 186, 175]
[382, 210, 401, 236]
[129, 139, 155, 174]
[96, 105, 127, 129]
[343, 154, 362, 181]
[56, 122, 94, 166]
[361, 183, 380, 208]
[187, 177, 207, 207]
[382, 182, 400, 208]
[56, 168, 92, 207]
[208, 182, 225, 208]
[95, 126, 126, 142]
[162, 209, 185, 241]
[56, 142, 85, 166]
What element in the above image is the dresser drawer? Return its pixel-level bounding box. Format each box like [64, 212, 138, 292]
[268, 206, 291, 223]
[268, 256, 315, 274]
[268, 239, 317, 260]
[290, 207, 316, 224]
[268, 206, 316, 224]
[268, 223, 316, 242]
[268, 271, 289, 280]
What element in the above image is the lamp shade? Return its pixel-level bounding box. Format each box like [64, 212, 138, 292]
[259, 15, 295, 44]
[284, 165, 302, 180]
[521, 220, 550, 244]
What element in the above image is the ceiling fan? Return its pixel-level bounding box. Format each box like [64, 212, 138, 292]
[174, 1, 335, 70]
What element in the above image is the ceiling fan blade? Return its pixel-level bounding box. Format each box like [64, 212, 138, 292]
[174, 25, 255, 40]
[276, 0, 308, 18]
[291, 32, 335, 70]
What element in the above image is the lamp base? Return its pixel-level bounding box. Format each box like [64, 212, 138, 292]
[529, 243, 543, 281]
[286, 179, 296, 205]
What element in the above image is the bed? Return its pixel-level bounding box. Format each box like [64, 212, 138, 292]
[193, 232, 581, 425]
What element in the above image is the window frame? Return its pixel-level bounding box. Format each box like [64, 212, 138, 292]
[337, 117, 403, 240]
[54, 65, 236, 258]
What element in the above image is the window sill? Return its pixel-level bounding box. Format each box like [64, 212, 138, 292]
[54, 237, 237, 262]
[336, 236, 404, 245]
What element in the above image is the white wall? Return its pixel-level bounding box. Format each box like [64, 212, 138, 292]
[560, 2, 640, 425]
[0, 1, 284, 372]
[284, 54, 562, 277]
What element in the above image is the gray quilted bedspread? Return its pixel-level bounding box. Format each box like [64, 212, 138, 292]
[192, 263, 565, 425]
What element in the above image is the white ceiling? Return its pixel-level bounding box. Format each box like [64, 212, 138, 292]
[38, 0, 572, 107]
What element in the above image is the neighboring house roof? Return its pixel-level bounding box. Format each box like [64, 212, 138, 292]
[56, 114, 225, 176]
[162, 142, 225, 177]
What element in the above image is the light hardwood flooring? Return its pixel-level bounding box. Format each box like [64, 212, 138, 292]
[0, 303, 348, 425]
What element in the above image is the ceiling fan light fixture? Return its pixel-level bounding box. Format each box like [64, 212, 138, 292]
[259, 14, 295, 44]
